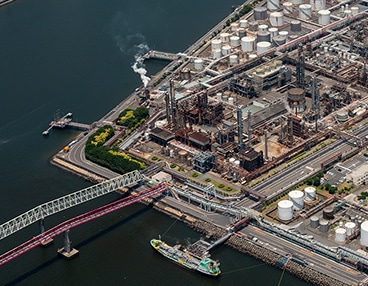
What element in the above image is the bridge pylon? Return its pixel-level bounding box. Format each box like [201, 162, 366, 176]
[39, 218, 53, 246]
[57, 229, 79, 259]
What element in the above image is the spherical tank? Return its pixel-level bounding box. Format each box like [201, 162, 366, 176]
[211, 39, 222, 51]
[299, 4, 312, 19]
[319, 219, 329, 233]
[222, 45, 231, 56]
[345, 222, 356, 236]
[273, 36, 286, 46]
[361, 221, 368, 246]
[239, 19, 249, 28]
[194, 58, 204, 70]
[270, 12, 284, 27]
[288, 190, 304, 210]
[304, 186, 316, 201]
[318, 10, 330, 25]
[310, 216, 320, 228]
[254, 6, 268, 20]
[230, 36, 240, 47]
[257, 32, 271, 43]
[229, 54, 239, 65]
[241, 36, 256, 52]
[212, 48, 222, 59]
[278, 200, 294, 221]
[283, 2, 293, 14]
[310, 0, 326, 10]
[335, 228, 347, 243]
[351, 6, 359, 15]
[290, 20, 301, 32]
[267, 0, 280, 10]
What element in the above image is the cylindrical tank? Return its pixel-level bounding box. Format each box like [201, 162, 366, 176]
[273, 36, 286, 46]
[289, 0, 303, 4]
[230, 36, 240, 47]
[319, 219, 329, 233]
[248, 54, 257, 60]
[290, 20, 301, 32]
[229, 97, 235, 105]
[229, 54, 239, 65]
[318, 10, 330, 25]
[283, 2, 293, 14]
[211, 39, 222, 51]
[267, 0, 280, 10]
[178, 150, 188, 163]
[248, 21, 259, 32]
[336, 109, 349, 122]
[213, 48, 222, 59]
[310, 216, 320, 228]
[169, 149, 174, 158]
[323, 207, 334, 220]
[257, 32, 271, 43]
[186, 157, 192, 167]
[279, 31, 289, 38]
[335, 228, 347, 243]
[216, 92, 222, 101]
[229, 157, 236, 164]
[239, 19, 249, 28]
[270, 12, 284, 27]
[361, 221, 368, 246]
[311, 0, 326, 10]
[351, 6, 359, 15]
[344, 9, 352, 17]
[256, 41, 271, 55]
[278, 200, 294, 221]
[222, 45, 231, 56]
[230, 22, 239, 32]
[194, 58, 204, 70]
[254, 6, 268, 20]
[268, 27, 279, 40]
[345, 222, 356, 236]
[220, 33, 230, 42]
[237, 28, 246, 38]
[258, 24, 269, 32]
[241, 36, 256, 52]
[287, 88, 306, 112]
[288, 190, 304, 210]
[299, 4, 312, 19]
[234, 160, 240, 167]
[304, 186, 316, 201]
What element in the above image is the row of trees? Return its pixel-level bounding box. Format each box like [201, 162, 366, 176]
[116, 107, 149, 128]
[85, 125, 146, 174]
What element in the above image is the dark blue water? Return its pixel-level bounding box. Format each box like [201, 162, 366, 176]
[0, 0, 310, 285]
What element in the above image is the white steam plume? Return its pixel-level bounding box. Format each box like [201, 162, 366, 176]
[131, 43, 151, 87]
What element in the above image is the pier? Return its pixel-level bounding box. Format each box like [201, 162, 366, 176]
[141, 50, 180, 61]
[42, 112, 90, 136]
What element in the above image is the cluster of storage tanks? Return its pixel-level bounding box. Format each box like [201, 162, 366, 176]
[277, 187, 317, 221]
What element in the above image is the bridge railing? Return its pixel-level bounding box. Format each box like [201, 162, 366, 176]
[0, 170, 143, 240]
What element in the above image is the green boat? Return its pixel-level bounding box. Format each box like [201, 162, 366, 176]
[150, 238, 221, 277]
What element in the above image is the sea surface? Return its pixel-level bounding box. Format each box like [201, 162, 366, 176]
[0, 0, 310, 285]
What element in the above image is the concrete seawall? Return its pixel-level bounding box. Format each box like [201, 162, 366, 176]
[50, 156, 350, 286]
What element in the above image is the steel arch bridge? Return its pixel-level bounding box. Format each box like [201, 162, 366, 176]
[0, 170, 143, 240]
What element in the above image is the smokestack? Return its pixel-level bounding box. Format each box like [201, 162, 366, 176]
[237, 106, 244, 151]
[247, 110, 252, 147]
[264, 129, 269, 160]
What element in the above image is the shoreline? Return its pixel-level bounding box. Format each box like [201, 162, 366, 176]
[50, 155, 349, 286]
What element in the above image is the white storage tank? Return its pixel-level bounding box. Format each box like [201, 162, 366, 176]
[304, 186, 316, 201]
[254, 6, 268, 20]
[279, 31, 289, 38]
[351, 6, 359, 15]
[259, 24, 269, 32]
[194, 58, 204, 70]
[211, 39, 222, 51]
[273, 35, 286, 46]
[336, 109, 349, 122]
[361, 221, 368, 246]
[234, 159, 240, 167]
[310, 216, 320, 228]
[283, 2, 293, 14]
[299, 4, 312, 19]
[230, 22, 239, 32]
[288, 190, 304, 210]
[267, 0, 280, 10]
[229, 97, 235, 105]
[278, 200, 294, 221]
[311, 0, 326, 10]
[256, 41, 272, 55]
[220, 33, 230, 42]
[318, 10, 331, 25]
[239, 19, 249, 28]
[268, 27, 279, 40]
[319, 219, 329, 232]
[248, 54, 258, 60]
[229, 157, 236, 164]
[345, 222, 356, 236]
[222, 45, 232, 55]
[241, 36, 256, 52]
[213, 48, 222, 59]
[335, 228, 347, 243]
[290, 0, 303, 4]
[230, 36, 240, 47]
[344, 9, 352, 17]
[270, 12, 284, 27]
[229, 54, 239, 65]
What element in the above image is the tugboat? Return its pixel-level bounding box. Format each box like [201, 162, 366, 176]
[150, 238, 221, 277]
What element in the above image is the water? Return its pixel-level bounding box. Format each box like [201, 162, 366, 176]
[0, 0, 310, 285]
